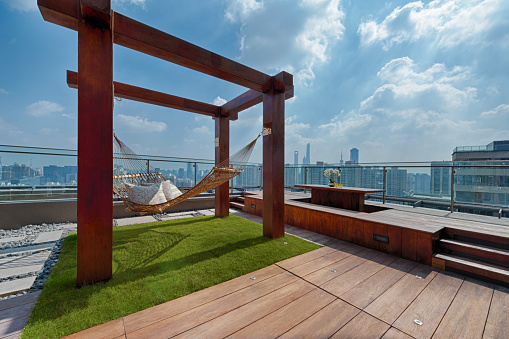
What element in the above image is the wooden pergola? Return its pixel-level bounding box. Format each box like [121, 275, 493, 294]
[38, 0, 293, 286]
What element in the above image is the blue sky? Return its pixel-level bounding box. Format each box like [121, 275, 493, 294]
[1, 0, 508, 165]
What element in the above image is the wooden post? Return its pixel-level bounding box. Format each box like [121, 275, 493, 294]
[262, 73, 288, 238]
[215, 115, 229, 217]
[77, 0, 113, 287]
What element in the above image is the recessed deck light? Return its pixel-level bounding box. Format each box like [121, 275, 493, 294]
[414, 319, 423, 326]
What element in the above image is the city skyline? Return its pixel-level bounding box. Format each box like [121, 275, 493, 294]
[1, 0, 508, 164]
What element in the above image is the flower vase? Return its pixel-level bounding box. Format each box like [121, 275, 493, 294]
[328, 182, 334, 187]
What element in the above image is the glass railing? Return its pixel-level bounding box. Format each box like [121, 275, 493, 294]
[1, 144, 509, 217]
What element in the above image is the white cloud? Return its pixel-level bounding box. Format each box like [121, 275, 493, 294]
[39, 127, 59, 136]
[192, 126, 212, 134]
[358, 0, 508, 49]
[225, 0, 263, 23]
[319, 111, 373, 137]
[4, 0, 37, 12]
[112, 0, 147, 9]
[481, 104, 509, 117]
[226, 0, 345, 87]
[26, 100, 64, 117]
[0, 89, 7, 95]
[116, 114, 167, 132]
[361, 57, 476, 113]
[61, 113, 74, 119]
[0, 118, 23, 138]
[212, 96, 227, 106]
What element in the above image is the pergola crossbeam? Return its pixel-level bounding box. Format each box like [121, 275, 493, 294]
[38, 0, 288, 93]
[67, 70, 220, 117]
[222, 88, 294, 120]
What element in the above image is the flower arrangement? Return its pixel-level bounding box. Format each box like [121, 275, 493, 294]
[324, 168, 340, 183]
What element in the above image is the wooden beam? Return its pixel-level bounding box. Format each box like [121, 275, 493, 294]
[38, 0, 288, 93]
[67, 70, 220, 117]
[262, 73, 286, 238]
[215, 116, 229, 218]
[222, 87, 294, 121]
[76, 0, 113, 286]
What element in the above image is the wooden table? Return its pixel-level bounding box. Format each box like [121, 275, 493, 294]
[295, 185, 385, 212]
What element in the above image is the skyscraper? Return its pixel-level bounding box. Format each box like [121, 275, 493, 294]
[294, 151, 299, 165]
[302, 143, 311, 165]
[350, 148, 359, 163]
[339, 150, 344, 165]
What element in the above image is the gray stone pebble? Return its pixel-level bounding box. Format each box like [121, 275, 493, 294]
[0, 222, 77, 300]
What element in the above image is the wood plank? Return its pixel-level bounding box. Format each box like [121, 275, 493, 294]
[341, 258, 418, 309]
[401, 228, 417, 262]
[221, 89, 294, 120]
[304, 249, 383, 286]
[321, 253, 397, 297]
[64, 318, 125, 339]
[374, 222, 388, 252]
[279, 299, 360, 339]
[76, 0, 113, 286]
[330, 311, 390, 339]
[263, 90, 285, 238]
[392, 271, 465, 338]
[123, 265, 284, 333]
[416, 232, 435, 265]
[227, 288, 335, 338]
[483, 285, 509, 339]
[364, 264, 439, 324]
[363, 221, 376, 248]
[381, 327, 414, 339]
[171, 279, 314, 338]
[276, 246, 335, 270]
[127, 270, 299, 337]
[215, 116, 229, 218]
[67, 70, 219, 117]
[431, 278, 493, 339]
[288, 245, 364, 277]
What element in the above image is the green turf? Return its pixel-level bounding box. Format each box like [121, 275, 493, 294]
[21, 215, 320, 338]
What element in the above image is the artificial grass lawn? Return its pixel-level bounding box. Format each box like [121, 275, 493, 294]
[21, 215, 320, 338]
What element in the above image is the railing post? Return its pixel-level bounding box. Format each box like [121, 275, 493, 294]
[193, 162, 197, 186]
[383, 166, 386, 204]
[451, 165, 455, 213]
[147, 159, 150, 174]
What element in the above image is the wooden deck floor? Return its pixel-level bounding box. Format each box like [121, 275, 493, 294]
[65, 221, 509, 339]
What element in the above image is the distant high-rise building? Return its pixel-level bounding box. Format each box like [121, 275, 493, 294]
[339, 150, 344, 165]
[294, 151, 299, 165]
[431, 162, 452, 196]
[350, 148, 359, 163]
[302, 143, 311, 165]
[0, 156, 2, 181]
[186, 163, 193, 180]
[178, 168, 185, 178]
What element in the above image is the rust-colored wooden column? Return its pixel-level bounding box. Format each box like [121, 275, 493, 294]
[262, 74, 287, 238]
[77, 0, 113, 286]
[215, 115, 230, 217]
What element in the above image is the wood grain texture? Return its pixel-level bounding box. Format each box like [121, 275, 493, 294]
[393, 271, 465, 338]
[215, 116, 229, 218]
[64, 318, 124, 339]
[303, 248, 382, 286]
[227, 288, 335, 338]
[365, 264, 439, 324]
[330, 311, 390, 339]
[262, 90, 285, 238]
[76, 0, 113, 286]
[127, 271, 298, 338]
[279, 299, 360, 339]
[321, 253, 397, 297]
[381, 327, 414, 339]
[123, 265, 284, 333]
[340, 258, 418, 309]
[431, 278, 493, 339]
[172, 280, 314, 338]
[483, 285, 509, 339]
[401, 228, 417, 262]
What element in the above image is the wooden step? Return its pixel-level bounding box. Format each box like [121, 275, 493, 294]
[229, 201, 244, 210]
[443, 227, 509, 249]
[237, 196, 245, 202]
[439, 239, 509, 268]
[432, 253, 509, 285]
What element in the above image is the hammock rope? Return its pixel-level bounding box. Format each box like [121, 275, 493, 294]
[113, 133, 261, 214]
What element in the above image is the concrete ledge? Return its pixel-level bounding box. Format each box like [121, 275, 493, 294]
[0, 195, 221, 230]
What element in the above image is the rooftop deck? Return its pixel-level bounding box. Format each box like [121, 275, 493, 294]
[64, 212, 509, 338]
